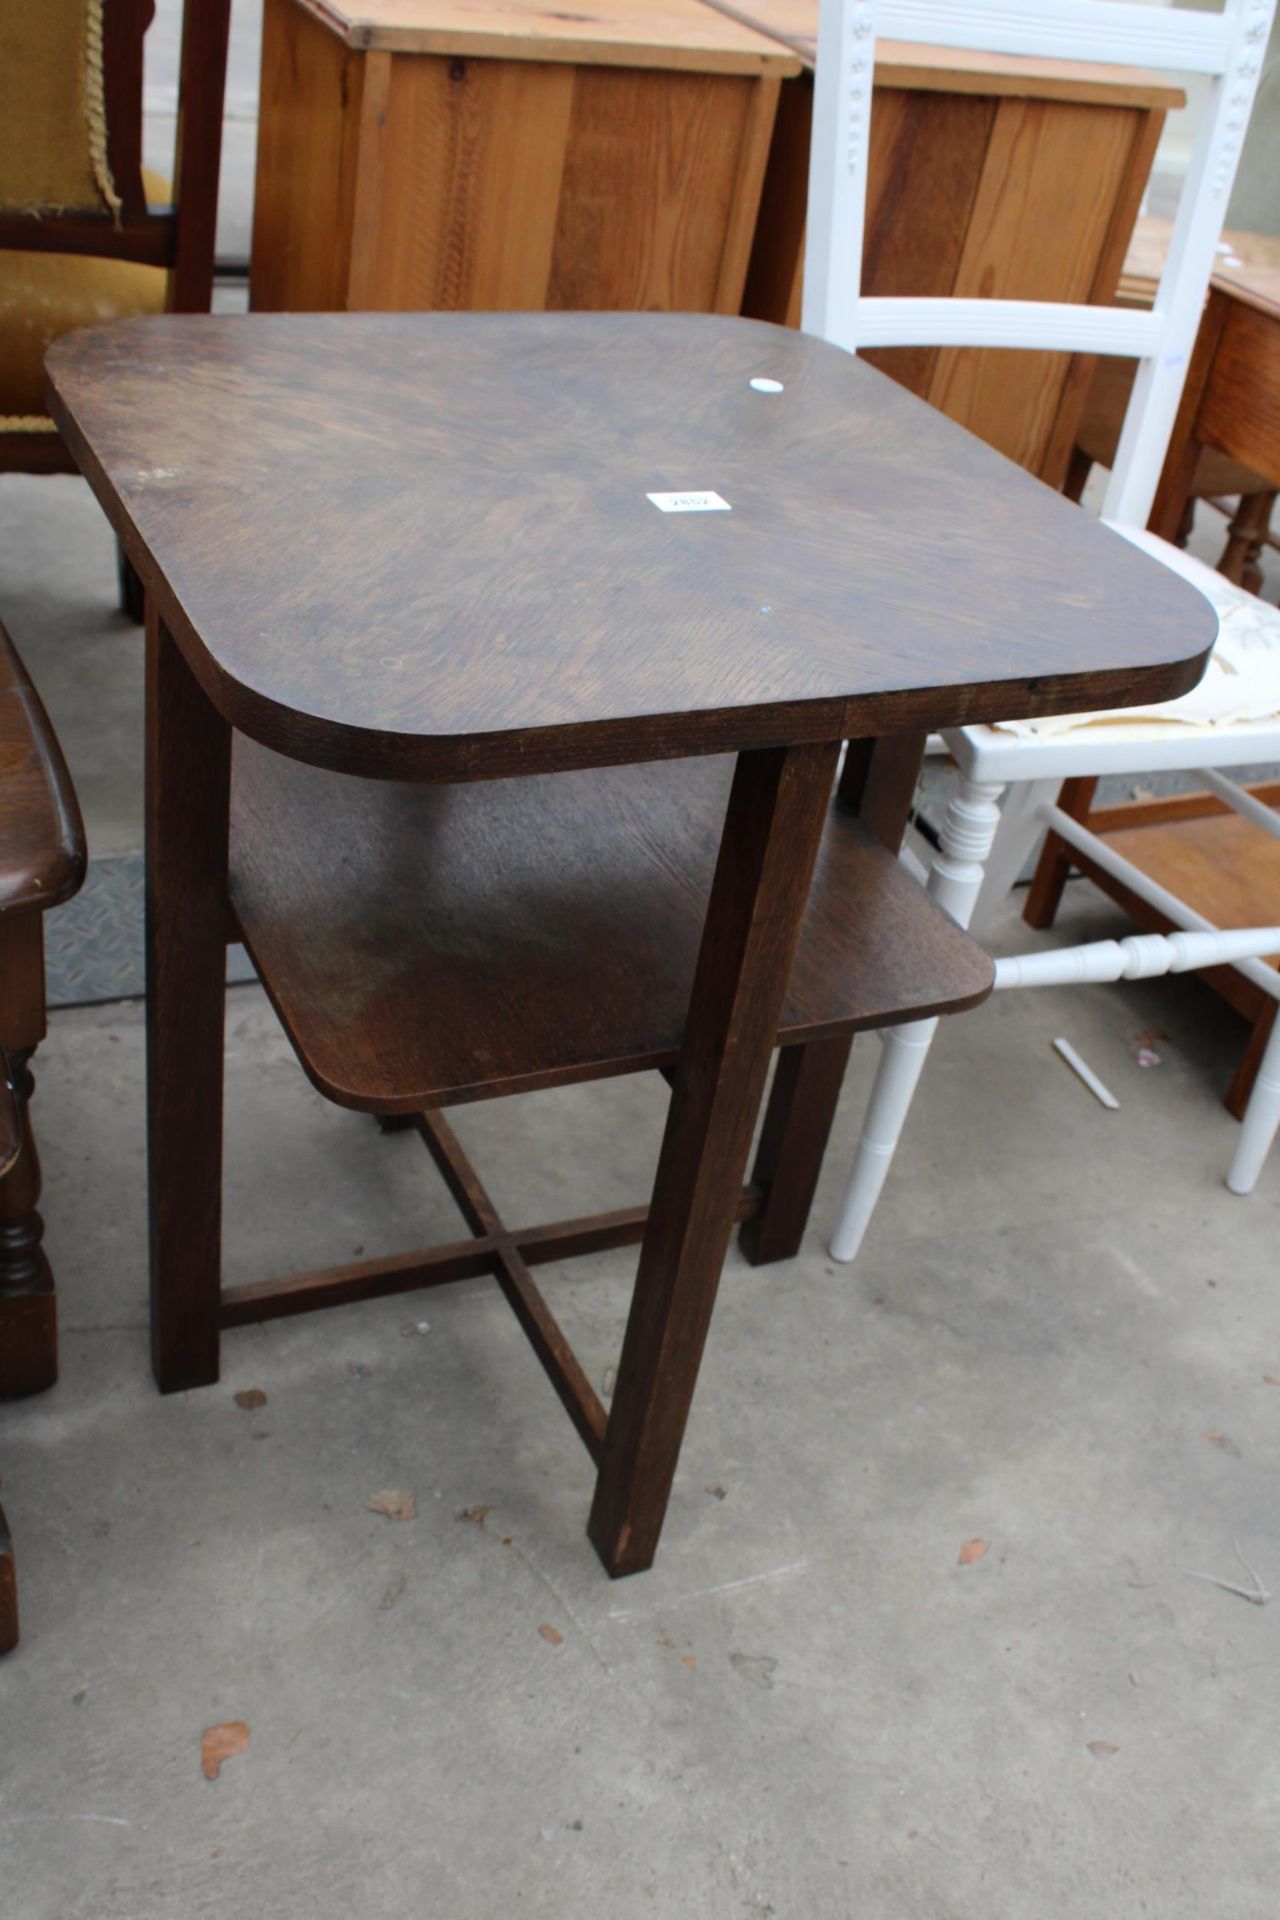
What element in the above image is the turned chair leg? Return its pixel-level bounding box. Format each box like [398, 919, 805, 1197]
[830, 772, 1005, 1262]
[1217, 490, 1276, 595]
[0, 1050, 56, 1399]
[1227, 1009, 1280, 1195]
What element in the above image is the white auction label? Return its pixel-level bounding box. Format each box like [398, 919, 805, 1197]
[646, 491, 732, 514]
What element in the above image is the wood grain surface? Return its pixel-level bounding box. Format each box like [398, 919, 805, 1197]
[1195, 274, 1280, 490]
[229, 743, 995, 1108]
[47, 312, 1217, 781]
[251, 0, 791, 316]
[743, 65, 1165, 483]
[0, 625, 86, 916]
[292, 0, 793, 71]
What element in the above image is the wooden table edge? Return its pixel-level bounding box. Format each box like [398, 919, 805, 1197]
[295, 0, 802, 73]
[46, 356, 1217, 784]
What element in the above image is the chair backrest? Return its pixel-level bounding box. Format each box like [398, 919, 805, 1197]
[0, 0, 232, 313]
[803, 0, 1279, 529]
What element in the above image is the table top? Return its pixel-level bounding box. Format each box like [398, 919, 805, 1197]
[696, 0, 1182, 100]
[1214, 261, 1280, 323]
[1120, 218, 1280, 304]
[47, 312, 1216, 783]
[292, 0, 799, 73]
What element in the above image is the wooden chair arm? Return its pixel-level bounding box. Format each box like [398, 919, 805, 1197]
[0, 621, 86, 917]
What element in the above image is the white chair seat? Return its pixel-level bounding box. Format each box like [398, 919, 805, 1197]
[995, 529, 1280, 738]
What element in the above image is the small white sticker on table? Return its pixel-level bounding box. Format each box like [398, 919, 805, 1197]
[646, 491, 732, 514]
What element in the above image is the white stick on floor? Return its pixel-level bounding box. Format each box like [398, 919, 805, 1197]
[1052, 1037, 1119, 1110]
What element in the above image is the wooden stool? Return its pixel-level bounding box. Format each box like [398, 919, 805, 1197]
[0, 621, 87, 1653]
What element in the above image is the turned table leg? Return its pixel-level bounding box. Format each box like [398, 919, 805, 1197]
[1217, 490, 1277, 595]
[146, 611, 232, 1391]
[0, 1052, 56, 1399]
[588, 737, 841, 1577]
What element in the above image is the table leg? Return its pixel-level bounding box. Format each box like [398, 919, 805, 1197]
[737, 734, 926, 1269]
[0, 914, 56, 1399]
[587, 737, 840, 1578]
[146, 613, 231, 1392]
[739, 1035, 852, 1266]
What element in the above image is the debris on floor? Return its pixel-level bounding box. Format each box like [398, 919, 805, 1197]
[233, 1388, 267, 1410]
[201, 1722, 250, 1781]
[1053, 1037, 1120, 1109]
[1187, 1540, 1270, 1606]
[367, 1489, 416, 1521]
[1128, 1028, 1166, 1067]
[958, 1538, 989, 1565]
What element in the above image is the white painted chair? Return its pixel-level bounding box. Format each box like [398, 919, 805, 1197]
[803, 0, 1280, 1259]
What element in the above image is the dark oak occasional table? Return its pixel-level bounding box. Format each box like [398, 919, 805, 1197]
[47, 313, 1214, 1576]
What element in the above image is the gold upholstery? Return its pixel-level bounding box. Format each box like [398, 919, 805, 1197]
[0, 170, 170, 429]
[0, 0, 115, 214]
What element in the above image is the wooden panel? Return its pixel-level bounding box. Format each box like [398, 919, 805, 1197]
[1103, 812, 1280, 972]
[256, 18, 783, 315]
[546, 68, 763, 311]
[858, 86, 997, 403]
[743, 81, 1161, 479]
[925, 99, 1144, 473]
[1197, 287, 1280, 492]
[230, 743, 995, 1108]
[1038, 100, 1164, 490]
[48, 313, 1219, 783]
[354, 55, 576, 309]
[739, 67, 811, 327]
[292, 0, 798, 74]
[250, 0, 365, 311]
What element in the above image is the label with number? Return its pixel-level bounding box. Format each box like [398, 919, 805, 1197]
[646, 491, 732, 514]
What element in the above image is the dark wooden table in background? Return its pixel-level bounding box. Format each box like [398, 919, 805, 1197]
[47, 312, 1214, 1574]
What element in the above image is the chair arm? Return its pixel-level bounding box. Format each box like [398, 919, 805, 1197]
[0, 621, 85, 917]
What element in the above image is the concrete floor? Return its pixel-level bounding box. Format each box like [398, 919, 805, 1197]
[2, 471, 1280, 1912]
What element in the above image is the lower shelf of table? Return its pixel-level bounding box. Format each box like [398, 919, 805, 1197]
[229, 741, 994, 1111]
